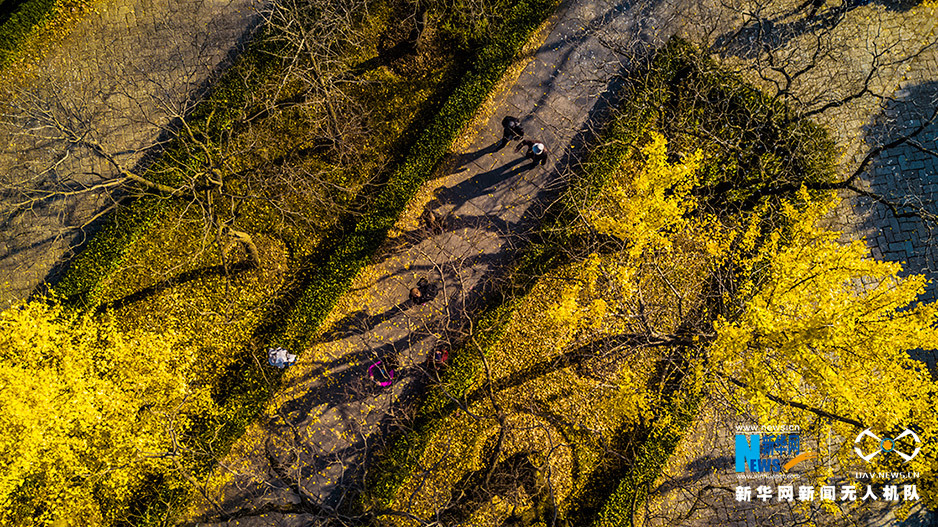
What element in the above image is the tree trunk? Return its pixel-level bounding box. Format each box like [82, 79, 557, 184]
[222, 226, 262, 268]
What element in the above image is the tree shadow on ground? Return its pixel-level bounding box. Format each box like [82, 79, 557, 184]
[710, 0, 926, 61]
[368, 168, 538, 270]
[535, 0, 644, 106]
[0, 232, 62, 263]
[92, 260, 257, 313]
[273, 333, 422, 427]
[650, 454, 733, 495]
[319, 250, 485, 319]
[279, 253, 489, 426]
[853, 80, 938, 293]
[319, 303, 408, 341]
[849, 80, 938, 373]
[36, 11, 265, 303]
[380, 208, 523, 262]
[435, 451, 545, 526]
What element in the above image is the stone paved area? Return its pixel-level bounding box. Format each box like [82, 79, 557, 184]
[831, 80, 938, 302]
[0, 0, 263, 306]
[187, 0, 686, 524]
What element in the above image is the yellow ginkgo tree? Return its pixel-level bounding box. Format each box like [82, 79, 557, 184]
[712, 189, 938, 423]
[0, 300, 197, 526]
[556, 131, 938, 504]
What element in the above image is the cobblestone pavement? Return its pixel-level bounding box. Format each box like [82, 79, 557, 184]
[186, 0, 687, 524]
[0, 0, 264, 306]
[831, 80, 938, 305]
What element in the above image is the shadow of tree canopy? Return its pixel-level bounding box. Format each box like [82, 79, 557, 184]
[852, 80, 938, 296]
[436, 450, 552, 526]
[93, 260, 257, 313]
[320, 303, 408, 341]
[710, 0, 928, 61]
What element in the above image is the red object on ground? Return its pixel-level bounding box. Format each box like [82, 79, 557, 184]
[368, 360, 394, 387]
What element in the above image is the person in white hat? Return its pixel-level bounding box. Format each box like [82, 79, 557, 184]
[516, 139, 548, 166]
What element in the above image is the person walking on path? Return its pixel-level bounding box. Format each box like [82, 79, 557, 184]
[516, 139, 548, 167]
[409, 277, 437, 305]
[497, 116, 525, 149]
[409, 287, 423, 304]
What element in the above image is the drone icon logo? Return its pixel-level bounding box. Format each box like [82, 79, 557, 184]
[854, 428, 921, 463]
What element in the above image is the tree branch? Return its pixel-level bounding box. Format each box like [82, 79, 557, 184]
[725, 376, 865, 428]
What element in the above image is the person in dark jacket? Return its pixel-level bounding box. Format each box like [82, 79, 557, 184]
[409, 277, 436, 305]
[516, 139, 548, 167]
[497, 116, 525, 149]
[409, 286, 423, 304]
